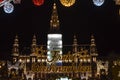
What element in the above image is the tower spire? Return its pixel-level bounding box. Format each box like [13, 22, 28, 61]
[31, 34, 37, 54]
[90, 34, 98, 61]
[91, 34, 96, 46]
[12, 35, 19, 56]
[50, 3, 60, 33]
[72, 35, 78, 53]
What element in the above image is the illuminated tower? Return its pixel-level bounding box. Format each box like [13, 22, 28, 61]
[72, 35, 78, 53]
[90, 34, 98, 62]
[90, 34, 98, 78]
[31, 34, 37, 63]
[12, 35, 19, 62]
[31, 34, 37, 54]
[47, 3, 62, 66]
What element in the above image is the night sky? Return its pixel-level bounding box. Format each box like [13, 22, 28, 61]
[0, 0, 120, 59]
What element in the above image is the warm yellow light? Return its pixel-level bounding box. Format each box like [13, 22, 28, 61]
[115, 0, 120, 5]
[119, 9, 120, 15]
[60, 0, 76, 7]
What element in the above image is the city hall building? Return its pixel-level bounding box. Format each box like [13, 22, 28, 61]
[0, 3, 110, 80]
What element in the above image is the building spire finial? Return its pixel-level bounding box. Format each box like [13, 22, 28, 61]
[12, 34, 19, 56]
[31, 34, 37, 54]
[50, 2, 60, 33]
[90, 34, 98, 62]
[91, 34, 96, 46]
[72, 34, 78, 53]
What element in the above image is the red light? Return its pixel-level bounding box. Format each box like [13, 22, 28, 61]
[32, 0, 44, 6]
[0, 0, 3, 3]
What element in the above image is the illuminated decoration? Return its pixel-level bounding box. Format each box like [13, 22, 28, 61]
[3, 2, 14, 13]
[47, 34, 62, 65]
[25, 72, 34, 80]
[13, 0, 21, 4]
[93, 0, 105, 6]
[59, 0, 76, 7]
[32, 0, 44, 6]
[0, 0, 20, 13]
[0, 0, 9, 7]
[97, 61, 109, 76]
[114, 0, 120, 15]
[7, 61, 20, 70]
[60, 77, 69, 80]
[118, 71, 120, 77]
[0, 0, 3, 2]
[114, 0, 120, 5]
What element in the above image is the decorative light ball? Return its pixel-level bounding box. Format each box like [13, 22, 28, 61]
[93, 0, 105, 6]
[32, 0, 44, 6]
[3, 2, 14, 13]
[60, 0, 76, 7]
[0, 0, 3, 2]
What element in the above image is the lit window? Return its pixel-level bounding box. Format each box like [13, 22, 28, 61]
[88, 59, 91, 62]
[42, 59, 45, 62]
[27, 59, 30, 62]
[84, 59, 86, 62]
[38, 59, 41, 62]
[32, 58, 35, 62]
[80, 59, 83, 62]
[19, 59, 22, 62]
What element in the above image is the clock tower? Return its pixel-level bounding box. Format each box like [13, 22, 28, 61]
[47, 3, 62, 66]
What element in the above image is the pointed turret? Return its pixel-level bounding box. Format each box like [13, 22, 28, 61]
[12, 35, 19, 56]
[31, 34, 37, 54]
[91, 35, 96, 46]
[72, 35, 78, 53]
[12, 35, 19, 62]
[90, 34, 98, 62]
[50, 3, 60, 33]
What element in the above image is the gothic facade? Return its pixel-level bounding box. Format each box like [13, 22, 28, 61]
[0, 2, 112, 80]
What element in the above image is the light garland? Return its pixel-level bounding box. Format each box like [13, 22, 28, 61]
[0, 0, 119, 14]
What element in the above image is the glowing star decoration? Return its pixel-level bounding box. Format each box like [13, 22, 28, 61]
[32, 0, 44, 6]
[60, 0, 76, 7]
[3, 2, 14, 13]
[93, 0, 105, 6]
